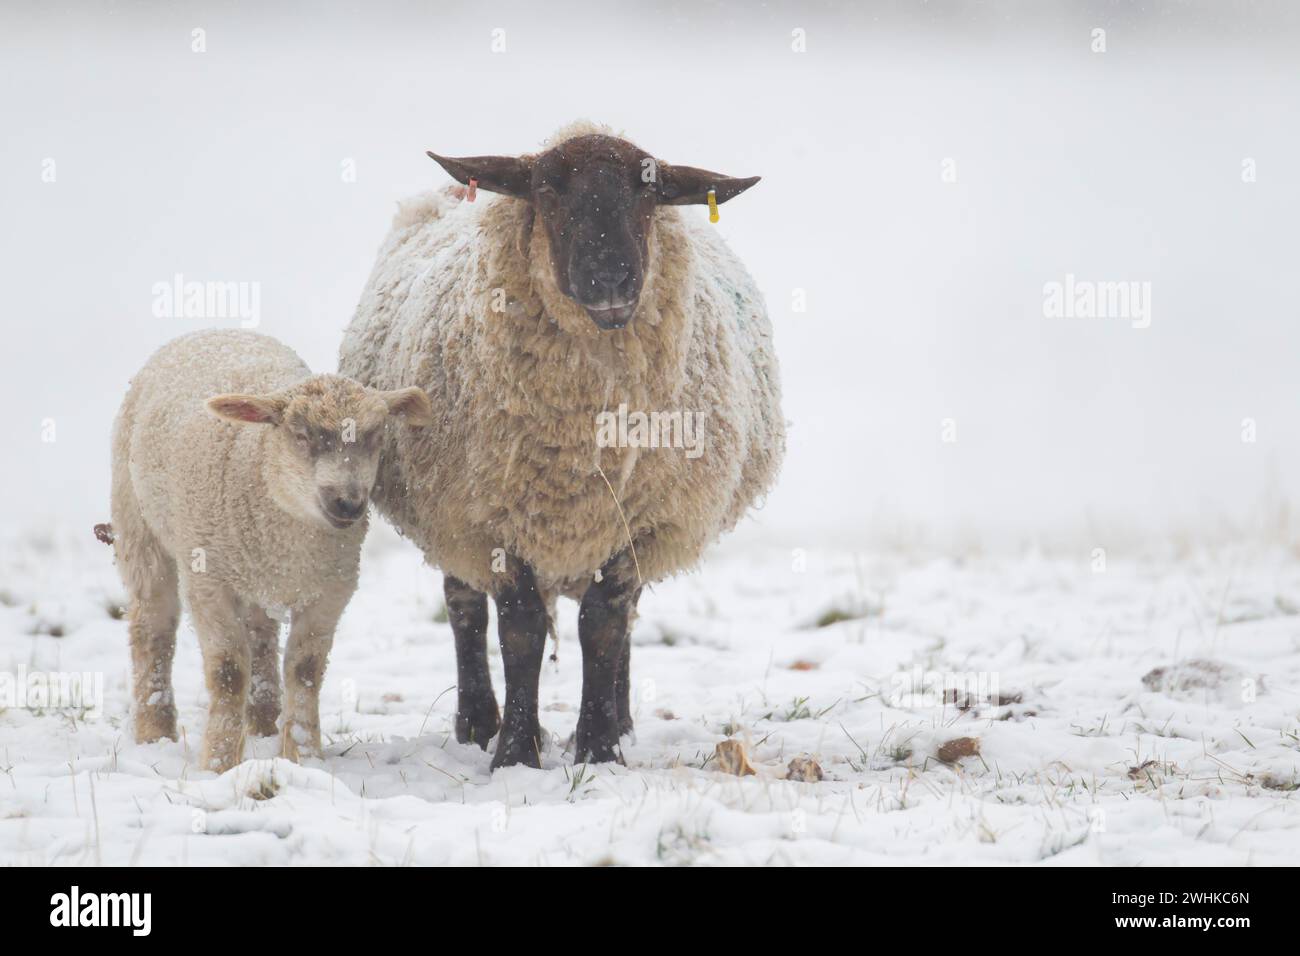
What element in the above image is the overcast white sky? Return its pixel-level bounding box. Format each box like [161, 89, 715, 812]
[3, 1, 1298, 553]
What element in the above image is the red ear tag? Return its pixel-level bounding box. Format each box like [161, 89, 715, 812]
[466, 178, 478, 202]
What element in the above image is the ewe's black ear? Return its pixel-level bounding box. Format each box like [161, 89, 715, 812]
[656, 164, 761, 206]
[426, 152, 533, 197]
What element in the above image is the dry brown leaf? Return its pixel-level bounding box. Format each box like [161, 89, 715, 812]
[715, 739, 757, 776]
[786, 755, 824, 782]
[936, 736, 981, 763]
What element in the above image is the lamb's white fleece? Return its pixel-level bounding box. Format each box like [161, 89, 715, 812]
[340, 123, 784, 598]
[111, 329, 367, 615]
[110, 329, 382, 770]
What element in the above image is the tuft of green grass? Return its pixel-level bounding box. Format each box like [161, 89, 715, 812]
[655, 823, 711, 865]
[653, 626, 694, 646]
[567, 762, 596, 801]
[815, 608, 856, 628]
[780, 696, 812, 722]
[811, 594, 882, 630]
[28, 620, 64, 638]
[247, 772, 280, 801]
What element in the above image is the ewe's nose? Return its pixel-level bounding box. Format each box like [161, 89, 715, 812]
[593, 269, 629, 295]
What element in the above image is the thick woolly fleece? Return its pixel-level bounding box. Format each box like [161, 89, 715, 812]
[339, 122, 784, 599]
[111, 330, 367, 616]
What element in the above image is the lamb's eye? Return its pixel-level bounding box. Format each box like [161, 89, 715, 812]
[292, 430, 310, 447]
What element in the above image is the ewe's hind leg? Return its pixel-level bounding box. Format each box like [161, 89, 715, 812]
[111, 490, 180, 743]
[445, 575, 500, 748]
[187, 578, 252, 772]
[575, 549, 642, 765]
[490, 560, 549, 770]
[281, 590, 347, 763]
[245, 608, 282, 738]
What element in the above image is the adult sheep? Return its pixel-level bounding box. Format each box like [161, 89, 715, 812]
[340, 121, 784, 768]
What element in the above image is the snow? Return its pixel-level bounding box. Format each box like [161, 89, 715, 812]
[3, 522, 1298, 866]
[1, 2, 1298, 870]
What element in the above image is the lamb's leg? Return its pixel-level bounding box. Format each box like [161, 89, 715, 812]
[490, 561, 548, 770]
[245, 608, 282, 738]
[281, 590, 346, 763]
[188, 579, 251, 772]
[575, 549, 642, 765]
[112, 481, 181, 743]
[445, 574, 499, 748]
[127, 557, 181, 744]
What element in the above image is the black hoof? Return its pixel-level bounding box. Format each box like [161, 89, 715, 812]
[455, 705, 501, 750]
[574, 720, 625, 765]
[491, 721, 543, 769]
[454, 697, 499, 749]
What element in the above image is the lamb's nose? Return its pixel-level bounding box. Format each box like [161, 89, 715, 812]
[594, 269, 628, 293]
[332, 495, 365, 520]
[322, 489, 366, 522]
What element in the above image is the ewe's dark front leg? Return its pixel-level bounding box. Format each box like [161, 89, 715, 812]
[490, 562, 549, 769]
[614, 639, 634, 737]
[575, 551, 642, 764]
[444, 575, 500, 748]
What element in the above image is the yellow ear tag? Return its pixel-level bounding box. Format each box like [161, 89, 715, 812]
[707, 188, 719, 223]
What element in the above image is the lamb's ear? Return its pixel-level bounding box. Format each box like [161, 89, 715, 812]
[656, 164, 761, 206]
[380, 387, 434, 427]
[207, 394, 285, 425]
[426, 152, 533, 198]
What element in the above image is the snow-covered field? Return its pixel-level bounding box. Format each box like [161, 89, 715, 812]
[3, 522, 1298, 866]
[3, 1, 1299, 872]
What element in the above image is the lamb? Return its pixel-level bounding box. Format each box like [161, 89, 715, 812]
[339, 121, 784, 768]
[109, 329, 431, 771]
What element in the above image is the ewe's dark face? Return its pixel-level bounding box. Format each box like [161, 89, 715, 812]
[532, 140, 655, 329]
[427, 134, 760, 331]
